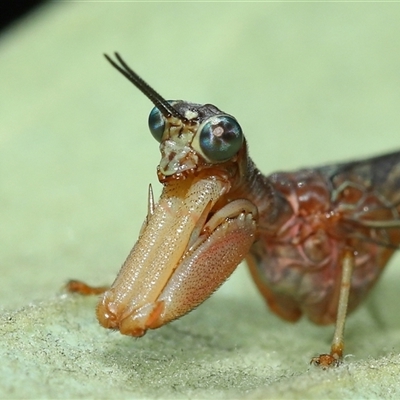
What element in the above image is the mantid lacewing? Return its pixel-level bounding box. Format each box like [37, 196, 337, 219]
[68, 53, 400, 368]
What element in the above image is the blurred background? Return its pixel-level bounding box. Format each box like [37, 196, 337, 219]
[0, 0, 46, 31]
[2, 0, 400, 307]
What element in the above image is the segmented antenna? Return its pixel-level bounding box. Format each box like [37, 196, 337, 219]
[104, 52, 186, 121]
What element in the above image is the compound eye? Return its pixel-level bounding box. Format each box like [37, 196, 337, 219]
[148, 107, 165, 142]
[199, 115, 243, 162]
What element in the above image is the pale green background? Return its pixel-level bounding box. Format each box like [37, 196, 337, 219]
[1, 1, 400, 399]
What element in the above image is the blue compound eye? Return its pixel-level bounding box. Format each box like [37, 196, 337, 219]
[199, 116, 243, 162]
[148, 107, 165, 142]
